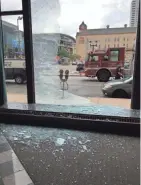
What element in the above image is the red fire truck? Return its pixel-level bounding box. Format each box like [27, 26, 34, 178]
[84, 47, 125, 82]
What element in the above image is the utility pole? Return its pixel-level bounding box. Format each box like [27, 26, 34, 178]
[89, 40, 98, 51]
[17, 16, 23, 53]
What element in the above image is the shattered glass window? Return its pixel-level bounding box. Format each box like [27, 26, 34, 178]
[1, 0, 138, 109]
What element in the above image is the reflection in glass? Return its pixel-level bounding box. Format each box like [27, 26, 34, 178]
[29, 0, 136, 109]
[31, 0, 91, 105]
[2, 15, 27, 103]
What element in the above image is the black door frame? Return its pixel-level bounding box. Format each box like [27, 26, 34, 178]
[0, 0, 35, 104]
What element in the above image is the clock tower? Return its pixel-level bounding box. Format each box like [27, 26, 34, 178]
[79, 21, 87, 32]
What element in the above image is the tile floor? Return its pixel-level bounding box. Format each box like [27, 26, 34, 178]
[0, 135, 34, 185]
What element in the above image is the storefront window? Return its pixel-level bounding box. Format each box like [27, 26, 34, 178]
[0, 0, 139, 110]
[1, 15, 27, 103]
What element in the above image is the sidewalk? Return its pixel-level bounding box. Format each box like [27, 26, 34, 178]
[88, 97, 130, 109]
[0, 134, 34, 185]
[7, 94, 131, 109]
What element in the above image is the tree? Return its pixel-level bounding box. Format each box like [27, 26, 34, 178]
[4, 45, 9, 58]
[69, 54, 81, 61]
[57, 48, 69, 58]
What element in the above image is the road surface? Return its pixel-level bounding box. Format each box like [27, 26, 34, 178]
[6, 76, 104, 98]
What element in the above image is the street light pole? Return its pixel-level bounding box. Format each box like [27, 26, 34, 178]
[17, 16, 23, 53]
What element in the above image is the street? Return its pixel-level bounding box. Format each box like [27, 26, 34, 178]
[5, 63, 131, 109]
[6, 76, 104, 98]
[68, 77, 104, 97]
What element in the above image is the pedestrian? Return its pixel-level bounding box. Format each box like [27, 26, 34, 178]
[115, 66, 123, 79]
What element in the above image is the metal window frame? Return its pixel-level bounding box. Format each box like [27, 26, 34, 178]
[131, 4, 140, 110]
[22, 0, 35, 103]
[0, 10, 23, 16]
[0, 0, 140, 110]
[0, 0, 35, 104]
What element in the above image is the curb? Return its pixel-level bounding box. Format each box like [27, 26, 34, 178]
[0, 134, 34, 185]
[69, 74, 81, 77]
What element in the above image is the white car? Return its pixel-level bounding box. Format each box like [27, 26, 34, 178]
[72, 61, 77, 65]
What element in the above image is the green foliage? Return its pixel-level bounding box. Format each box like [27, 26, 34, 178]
[57, 48, 69, 58]
[4, 45, 9, 56]
[69, 54, 81, 61]
[58, 48, 81, 62]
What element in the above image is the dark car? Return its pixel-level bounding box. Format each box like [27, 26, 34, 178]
[76, 63, 84, 72]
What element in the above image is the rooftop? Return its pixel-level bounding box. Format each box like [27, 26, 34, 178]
[76, 27, 137, 36]
[34, 33, 76, 42]
[2, 20, 18, 30]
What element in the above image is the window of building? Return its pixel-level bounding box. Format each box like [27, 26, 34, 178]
[108, 38, 110, 42]
[79, 37, 84, 44]
[123, 37, 125, 41]
[117, 38, 120, 42]
[126, 44, 128, 48]
[114, 38, 116, 42]
[60, 40, 63, 45]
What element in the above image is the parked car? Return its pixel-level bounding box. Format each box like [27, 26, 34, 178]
[76, 63, 84, 72]
[72, 61, 77, 65]
[60, 57, 70, 65]
[4, 59, 26, 84]
[102, 76, 132, 98]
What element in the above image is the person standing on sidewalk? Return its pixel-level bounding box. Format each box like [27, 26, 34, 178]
[115, 66, 123, 79]
[79, 59, 84, 76]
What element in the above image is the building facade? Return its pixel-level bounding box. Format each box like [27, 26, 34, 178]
[130, 0, 139, 27]
[2, 20, 75, 59]
[2, 20, 24, 58]
[2, 21, 18, 48]
[59, 33, 76, 54]
[33, 33, 76, 60]
[76, 22, 137, 62]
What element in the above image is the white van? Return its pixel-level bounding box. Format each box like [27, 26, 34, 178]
[4, 59, 26, 84]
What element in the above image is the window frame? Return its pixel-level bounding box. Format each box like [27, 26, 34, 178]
[0, 0, 140, 134]
[0, 0, 35, 104]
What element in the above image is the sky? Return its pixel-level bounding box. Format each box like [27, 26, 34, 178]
[1, 0, 132, 37]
